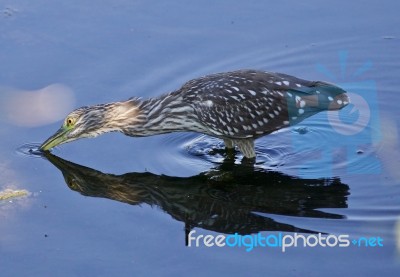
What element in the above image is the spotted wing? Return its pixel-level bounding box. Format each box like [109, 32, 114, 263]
[181, 70, 314, 138]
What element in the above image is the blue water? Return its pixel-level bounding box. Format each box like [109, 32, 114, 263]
[1, 1, 400, 276]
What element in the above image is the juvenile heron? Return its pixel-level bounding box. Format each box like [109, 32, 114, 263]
[40, 70, 349, 158]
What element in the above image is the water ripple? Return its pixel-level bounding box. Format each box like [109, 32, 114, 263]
[16, 143, 44, 158]
[168, 109, 381, 179]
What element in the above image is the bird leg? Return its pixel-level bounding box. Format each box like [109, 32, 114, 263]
[223, 139, 234, 149]
[223, 139, 236, 159]
[235, 139, 256, 159]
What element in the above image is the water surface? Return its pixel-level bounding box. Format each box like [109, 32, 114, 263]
[1, 1, 400, 276]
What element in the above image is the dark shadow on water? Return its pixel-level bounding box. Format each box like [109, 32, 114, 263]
[42, 152, 349, 242]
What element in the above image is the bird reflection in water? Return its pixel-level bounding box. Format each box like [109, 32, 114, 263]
[42, 152, 349, 244]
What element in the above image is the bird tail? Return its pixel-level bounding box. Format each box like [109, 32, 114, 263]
[312, 81, 350, 111]
[286, 81, 350, 124]
[290, 81, 350, 112]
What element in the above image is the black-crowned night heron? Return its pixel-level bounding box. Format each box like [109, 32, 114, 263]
[40, 70, 349, 158]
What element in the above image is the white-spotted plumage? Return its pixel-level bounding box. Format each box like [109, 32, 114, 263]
[168, 70, 349, 158]
[43, 69, 350, 159]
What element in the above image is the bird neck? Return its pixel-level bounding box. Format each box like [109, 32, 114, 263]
[108, 91, 199, 137]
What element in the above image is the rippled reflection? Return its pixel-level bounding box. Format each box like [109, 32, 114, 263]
[42, 152, 349, 241]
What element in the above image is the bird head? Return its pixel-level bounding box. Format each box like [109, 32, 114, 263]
[40, 106, 108, 151]
[40, 99, 142, 151]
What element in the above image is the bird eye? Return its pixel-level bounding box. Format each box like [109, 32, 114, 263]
[66, 117, 75, 127]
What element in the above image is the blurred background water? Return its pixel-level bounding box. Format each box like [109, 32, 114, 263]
[1, 1, 399, 276]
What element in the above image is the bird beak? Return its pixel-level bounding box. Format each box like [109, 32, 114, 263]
[40, 126, 70, 151]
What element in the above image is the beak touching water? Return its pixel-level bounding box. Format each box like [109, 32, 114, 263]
[40, 126, 71, 151]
